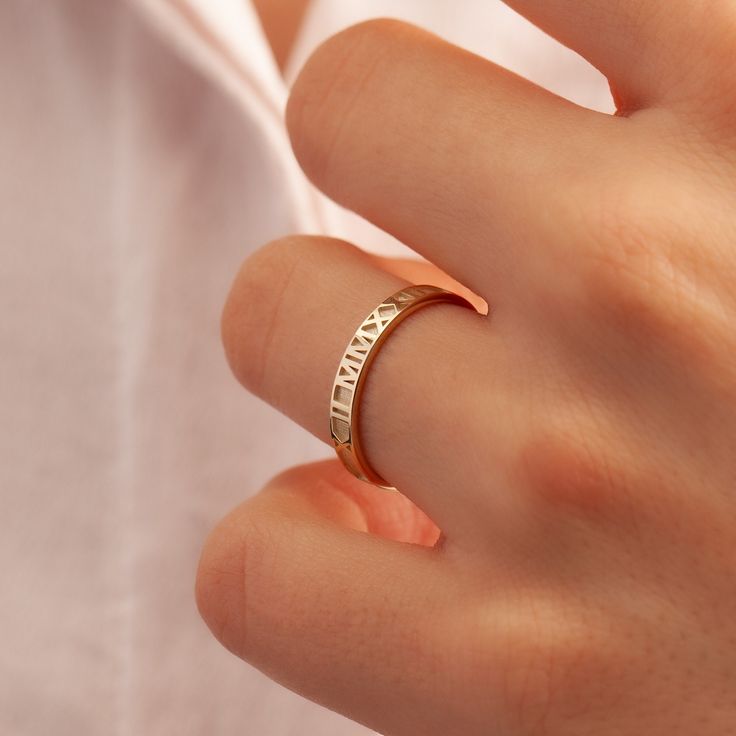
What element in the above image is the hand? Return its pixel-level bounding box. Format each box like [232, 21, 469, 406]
[196, 4, 736, 734]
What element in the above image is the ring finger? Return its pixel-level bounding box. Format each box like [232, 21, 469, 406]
[221, 235, 530, 537]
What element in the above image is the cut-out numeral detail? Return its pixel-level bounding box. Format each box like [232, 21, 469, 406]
[329, 285, 475, 488]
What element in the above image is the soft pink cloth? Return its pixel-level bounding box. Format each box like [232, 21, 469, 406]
[0, 2, 612, 733]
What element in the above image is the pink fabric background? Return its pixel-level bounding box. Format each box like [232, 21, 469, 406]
[0, 2, 612, 733]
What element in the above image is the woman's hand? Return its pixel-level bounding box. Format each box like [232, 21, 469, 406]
[196, 4, 736, 734]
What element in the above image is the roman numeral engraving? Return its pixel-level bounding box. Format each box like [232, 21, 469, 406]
[329, 285, 473, 489]
[330, 297, 408, 442]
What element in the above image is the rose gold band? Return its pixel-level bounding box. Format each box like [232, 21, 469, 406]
[329, 284, 476, 490]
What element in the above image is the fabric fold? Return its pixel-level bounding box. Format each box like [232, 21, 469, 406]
[128, 0, 326, 234]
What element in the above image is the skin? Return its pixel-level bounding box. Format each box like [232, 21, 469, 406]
[251, 0, 311, 70]
[196, 4, 736, 735]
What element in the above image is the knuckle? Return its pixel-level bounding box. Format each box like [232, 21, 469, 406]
[286, 18, 409, 184]
[560, 166, 736, 376]
[497, 599, 626, 731]
[588, 247, 679, 342]
[577, 179, 697, 344]
[576, 184, 735, 370]
[517, 426, 624, 517]
[221, 236, 303, 394]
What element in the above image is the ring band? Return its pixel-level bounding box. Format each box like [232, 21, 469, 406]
[329, 284, 477, 490]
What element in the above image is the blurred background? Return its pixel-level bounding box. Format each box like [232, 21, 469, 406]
[0, 1, 612, 733]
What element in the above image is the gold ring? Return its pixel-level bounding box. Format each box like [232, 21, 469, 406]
[329, 284, 477, 490]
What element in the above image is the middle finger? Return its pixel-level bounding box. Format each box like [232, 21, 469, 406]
[286, 19, 616, 300]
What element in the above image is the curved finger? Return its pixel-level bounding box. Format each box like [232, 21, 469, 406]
[221, 235, 526, 535]
[286, 19, 615, 300]
[195, 460, 466, 736]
